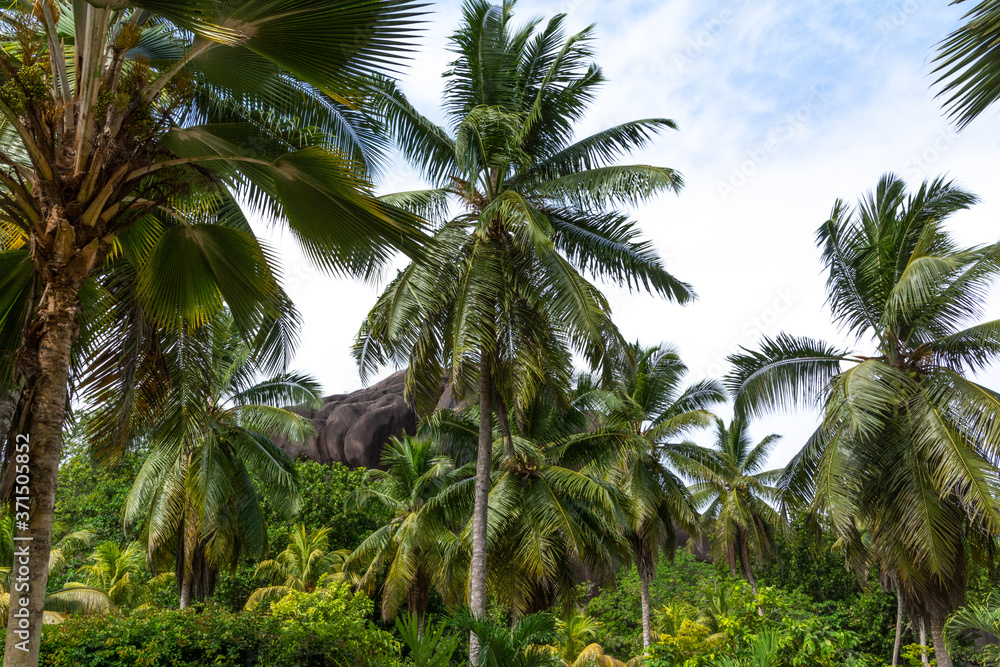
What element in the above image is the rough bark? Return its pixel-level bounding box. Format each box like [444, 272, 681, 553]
[468, 353, 493, 664]
[929, 612, 953, 667]
[175, 510, 217, 609]
[0, 391, 15, 447]
[3, 281, 83, 666]
[406, 567, 430, 641]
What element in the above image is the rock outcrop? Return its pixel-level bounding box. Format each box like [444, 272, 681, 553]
[278, 370, 418, 469]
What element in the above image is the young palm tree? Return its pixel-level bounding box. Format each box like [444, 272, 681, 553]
[354, 3, 692, 644]
[946, 591, 1000, 665]
[73, 541, 166, 610]
[596, 342, 725, 648]
[343, 435, 471, 637]
[688, 418, 785, 601]
[726, 174, 1000, 666]
[0, 2, 424, 661]
[244, 524, 348, 609]
[0, 513, 110, 625]
[555, 608, 599, 665]
[932, 0, 1000, 128]
[452, 609, 561, 667]
[123, 315, 320, 608]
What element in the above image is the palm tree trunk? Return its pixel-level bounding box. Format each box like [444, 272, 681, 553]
[919, 618, 929, 666]
[469, 350, 493, 664]
[929, 612, 953, 667]
[892, 594, 903, 667]
[408, 567, 430, 641]
[740, 543, 763, 617]
[2, 278, 84, 667]
[639, 566, 653, 649]
[0, 390, 15, 448]
[178, 505, 198, 609]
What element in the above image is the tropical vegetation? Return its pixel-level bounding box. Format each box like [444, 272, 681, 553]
[0, 1, 996, 667]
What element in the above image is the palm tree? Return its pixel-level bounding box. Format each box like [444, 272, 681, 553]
[453, 609, 561, 667]
[396, 612, 461, 667]
[725, 174, 1000, 667]
[0, 513, 110, 625]
[0, 1, 424, 661]
[123, 315, 320, 608]
[689, 418, 785, 602]
[244, 524, 348, 610]
[353, 1, 693, 646]
[596, 342, 725, 648]
[556, 608, 599, 664]
[343, 435, 470, 637]
[425, 387, 630, 622]
[73, 541, 166, 610]
[932, 0, 1000, 128]
[946, 591, 1000, 665]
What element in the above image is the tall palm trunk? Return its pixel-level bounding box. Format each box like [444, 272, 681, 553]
[919, 618, 929, 666]
[3, 274, 87, 666]
[407, 567, 430, 641]
[929, 612, 953, 667]
[892, 593, 903, 667]
[638, 559, 653, 649]
[738, 533, 764, 616]
[178, 506, 198, 609]
[469, 351, 493, 663]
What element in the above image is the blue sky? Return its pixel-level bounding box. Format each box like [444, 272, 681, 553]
[260, 0, 1000, 467]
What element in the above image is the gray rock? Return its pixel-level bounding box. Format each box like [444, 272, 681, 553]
[276, 370, 420, 469]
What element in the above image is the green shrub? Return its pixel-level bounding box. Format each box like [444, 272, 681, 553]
[263, 581, 400, 666]
[37, 584, 400, 667]
[264, 460, 385, 553]
[38, 603, 267, 667]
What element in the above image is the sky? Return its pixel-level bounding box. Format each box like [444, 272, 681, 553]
[256, 0, 1000, 469]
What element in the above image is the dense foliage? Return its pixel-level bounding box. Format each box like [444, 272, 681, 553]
[37, 583, 398, 667]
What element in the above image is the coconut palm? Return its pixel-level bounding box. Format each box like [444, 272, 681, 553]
[725, 174, 1000, 666]
[343, 435, 471, 637]
[0, 1, 424, 660]
[123, 314, 320, 607]
[596, 342, 725, 648]
[688, 418, 785, 602]
[425, 385, 631, 621]
[244, 524, 348, 610]
[932, 0, 1000, 128]
[353, 1, 692, 642]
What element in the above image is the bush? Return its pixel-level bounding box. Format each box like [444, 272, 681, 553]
[38, 603, 267, 667]
[37, 584, 400, 667]
[265, 581, 400, 667]
[587, 551, 717, 656]
[264, 460, 385, 553]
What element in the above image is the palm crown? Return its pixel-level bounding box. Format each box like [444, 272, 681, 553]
[725, 173, 1000, 665]
[355, 0, 692, 413]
